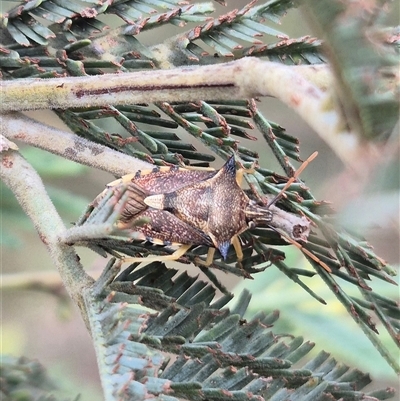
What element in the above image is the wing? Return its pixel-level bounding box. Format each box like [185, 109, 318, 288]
[118, 182, 148, 224]
[120, 208, 214, 247]
[136, 168, 217, 194]
[109, 167, 216, 195]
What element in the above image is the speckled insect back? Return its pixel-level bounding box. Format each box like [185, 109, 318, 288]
[145, 157, 255, 259]
[93, 155, 313, 265]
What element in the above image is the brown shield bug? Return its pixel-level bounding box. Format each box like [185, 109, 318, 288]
[92, 152, 331, 271]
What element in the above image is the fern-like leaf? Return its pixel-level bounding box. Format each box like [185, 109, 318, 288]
[83, 258, 396, 401]
[65, 93, 399, 373]
[303, 0, 399, 139]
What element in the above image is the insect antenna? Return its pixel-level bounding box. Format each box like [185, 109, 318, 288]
[276, 229, 332, 273]
[266, 151, 318, 209]
[263, 152, 331, 273]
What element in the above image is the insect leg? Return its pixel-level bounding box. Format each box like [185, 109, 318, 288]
[231, 235, 243, 261]
[180, 165, 215, 172]
[195, 237, 244, 267]
[205, 248, 216, 266]
[235, 166, 256, 187]
[195, 248, 216, 267]
[121, 244, 192, 264]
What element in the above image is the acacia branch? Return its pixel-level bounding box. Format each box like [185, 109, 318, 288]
[1, 112, 152, 176]
[1, 59, 367, 168]
[0, 137, 94, 324]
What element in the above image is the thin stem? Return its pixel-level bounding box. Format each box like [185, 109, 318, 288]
[315, 262, 400, 374]
[1, 112, 152, 176]
[0, 59, 361, 166]
[0, 140, 94, 325]
[0, 58, 385, 170]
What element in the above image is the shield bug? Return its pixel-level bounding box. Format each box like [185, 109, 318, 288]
[91, 152, 327, 270]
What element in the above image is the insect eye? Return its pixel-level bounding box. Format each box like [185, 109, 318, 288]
[248, 221, 256, 229]
[293, 224, 307, 239]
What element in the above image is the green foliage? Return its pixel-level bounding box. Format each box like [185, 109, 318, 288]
[1, 0, 213, 47]
[83, 258, 396, 401]
[1, 0, 399, 400]
[57, 100, 302, 166]
[236, 258, 400, 379]
[303, 0, 399, 139]
[73, 93, 399, 378]
[0, 0, 325, 78]
[176, 0, 325, 64]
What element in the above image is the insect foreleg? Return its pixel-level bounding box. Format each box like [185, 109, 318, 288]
[205, 248, 216, 266]
[195, 236, 244, 267]
[194, 248, 215, 267]
[235, 166, 256, 187]
[231, 236, 243, 261]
